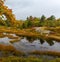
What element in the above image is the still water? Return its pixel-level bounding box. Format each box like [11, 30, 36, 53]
[0, 37, 60, 53]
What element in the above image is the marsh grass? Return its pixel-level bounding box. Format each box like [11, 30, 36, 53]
[0, 56, 60, 62]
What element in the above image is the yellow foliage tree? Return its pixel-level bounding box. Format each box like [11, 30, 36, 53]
[0, 0, 17, 27]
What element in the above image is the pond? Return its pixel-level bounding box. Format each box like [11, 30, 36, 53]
[13, 37, 60, 52]
[0, 37, 60, 53]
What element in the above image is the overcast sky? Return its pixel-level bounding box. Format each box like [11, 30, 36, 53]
[5, 0, 60, 20]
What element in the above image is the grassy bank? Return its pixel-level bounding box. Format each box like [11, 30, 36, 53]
[0, 56, 60, 62]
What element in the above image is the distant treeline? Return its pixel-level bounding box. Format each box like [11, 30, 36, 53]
[18, 15, 60, 29]
[0, 15, 60, 28]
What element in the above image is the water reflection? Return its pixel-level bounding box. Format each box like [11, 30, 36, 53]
[0, 37, 11, 45]
[0, 37, 60, 52]
[13, 37, 60, 52]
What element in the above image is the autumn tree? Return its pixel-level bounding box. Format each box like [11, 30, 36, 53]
[47, 15, 56, 21]
[27, 16, 33, 21]
[40, 15, 46, 21]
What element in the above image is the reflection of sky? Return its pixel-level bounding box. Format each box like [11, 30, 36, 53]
[13, 38, 60, 52]
[0, 37, 60, 52]
[0, 37, 11, 45]
[5, 0, 60, 20]
[49, 42, 60, 52]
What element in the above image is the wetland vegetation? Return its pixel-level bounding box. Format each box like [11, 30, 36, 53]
[0, 0, 60, 62]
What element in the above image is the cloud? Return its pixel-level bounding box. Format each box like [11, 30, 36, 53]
[5, 0, 60, 20]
